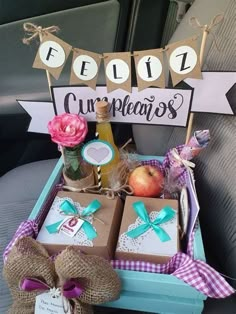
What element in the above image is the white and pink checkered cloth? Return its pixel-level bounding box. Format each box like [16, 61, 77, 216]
[3, 160, 235, 299]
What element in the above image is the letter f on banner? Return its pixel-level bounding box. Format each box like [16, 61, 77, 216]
[166, 37, 202, 86]
[33, 33, 72, 79]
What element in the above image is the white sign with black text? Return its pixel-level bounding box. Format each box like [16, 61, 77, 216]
[52, 86, 193, 127]
[18, 72, 235, 134]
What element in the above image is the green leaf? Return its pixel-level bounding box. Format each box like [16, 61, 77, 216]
[70, 158, 79, 171]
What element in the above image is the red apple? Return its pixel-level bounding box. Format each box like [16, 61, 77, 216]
[128, 165, 164, 197]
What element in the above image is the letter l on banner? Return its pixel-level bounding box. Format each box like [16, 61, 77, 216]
[103, 52, 131, 93]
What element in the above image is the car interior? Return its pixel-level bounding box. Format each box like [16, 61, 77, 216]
[0, 0, 235, 313]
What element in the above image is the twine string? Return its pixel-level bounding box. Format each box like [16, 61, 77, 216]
[58, 205, 105, 226]
[189, 14, 224, 52]
[62, 183, 134, 200]
[189, 14, 224, 33]
[20, 278, 74, 313]
[62, 184, 101, 194]
[22, 22, 60, 45]
[101, 184, 134, 200]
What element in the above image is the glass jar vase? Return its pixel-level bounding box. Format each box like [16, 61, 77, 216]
[63, 144, 85, 181]
[62, 145, 95, 189]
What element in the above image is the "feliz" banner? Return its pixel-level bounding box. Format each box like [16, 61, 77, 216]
[31, 32, 202, 91]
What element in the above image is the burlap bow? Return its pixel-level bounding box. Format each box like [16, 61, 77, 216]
[3, 237, 121, 314]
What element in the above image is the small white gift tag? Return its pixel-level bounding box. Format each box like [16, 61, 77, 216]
[180, 187, 189, 235]
[60, 217, 84, 237]
[35, 289, 71, 314]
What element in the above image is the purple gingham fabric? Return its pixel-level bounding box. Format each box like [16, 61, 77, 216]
[142, 154, 188, 188]
[3, 220, 38, 262]
[162, 145, 188, 184]
[141, 159, 164, 173]
[3, 161, 235, 298]
[111, 253, 235, 298]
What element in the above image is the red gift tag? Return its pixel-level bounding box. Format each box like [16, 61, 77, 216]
[60, 217, 84, 237]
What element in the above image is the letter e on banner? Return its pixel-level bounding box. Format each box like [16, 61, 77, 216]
[166, 37, 202, 86]
[103, 52, 131, 93]
[33, 33, 72, 79]
[70, 48, 101, 90]
[134, 49, 165, 90]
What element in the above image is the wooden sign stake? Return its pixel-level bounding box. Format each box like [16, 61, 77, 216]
[185, 25, 208, 144]
[38, 32, 53, 100]
[185, 14, 224, 144]
[22, 23, 59, 100]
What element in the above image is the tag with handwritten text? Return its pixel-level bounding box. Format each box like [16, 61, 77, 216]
[35, 291, 71, 314]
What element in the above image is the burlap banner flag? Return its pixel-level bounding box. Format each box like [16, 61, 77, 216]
[133, 49, 165, 91]
[33, 33, 72, 79]
[166, 37, 202, 87]
[70, 49, 102, 90]
[103, 52, 131, 93]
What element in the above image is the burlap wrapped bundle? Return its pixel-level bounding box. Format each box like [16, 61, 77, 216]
[3, 237, 121, 314]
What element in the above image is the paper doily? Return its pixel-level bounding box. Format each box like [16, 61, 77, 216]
[39, 196, 96, 247]
[117, 211, 178, 256]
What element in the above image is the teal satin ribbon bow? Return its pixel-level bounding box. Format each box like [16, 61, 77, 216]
[46, 199, 101, 240]
[126, 201, 176, 242]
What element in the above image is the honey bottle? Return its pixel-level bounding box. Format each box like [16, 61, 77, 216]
[95, 101, 120, 187]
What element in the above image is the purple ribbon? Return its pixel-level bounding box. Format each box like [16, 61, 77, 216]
[20, 278, 83, 298]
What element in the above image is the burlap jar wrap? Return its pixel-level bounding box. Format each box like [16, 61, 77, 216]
[63, 165, 95, 190]
[3, 237, 121, 314]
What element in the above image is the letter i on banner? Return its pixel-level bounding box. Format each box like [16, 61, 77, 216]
[166, 37, 202, 86]
[133, 49, 165, 91]
[33, 33, 72, 80]
[103, 52, 131, 93]
[70, 49, 101, 90]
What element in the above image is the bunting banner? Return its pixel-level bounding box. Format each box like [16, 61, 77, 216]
[133, 49, 165, 91]
[70, 48, 102, 90]
[32, 33, 72, 79]
[103, 52, 132, 93]
[29, 32, 203, 90]
[166, 37, 202, 87]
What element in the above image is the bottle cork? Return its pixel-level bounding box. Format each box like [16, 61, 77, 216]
[96, 101, 109, 122]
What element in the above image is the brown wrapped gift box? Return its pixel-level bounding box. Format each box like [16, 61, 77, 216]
[115, 196, 179, 264]
[36, 191, 123, 260]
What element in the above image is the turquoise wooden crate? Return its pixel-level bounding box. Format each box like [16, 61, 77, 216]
[29, 157, 207, 314]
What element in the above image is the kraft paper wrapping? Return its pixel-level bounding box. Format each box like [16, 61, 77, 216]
[116, 196, 179, 264]
[166, 37, 202, 87]
[103, 52, 131, 93]
[37, 191, 123, 260]
[134, 48, 165, 91]
[70, 48, 102, 90]
[33, 33, 72, 80]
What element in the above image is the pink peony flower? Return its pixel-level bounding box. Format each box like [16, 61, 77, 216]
[48, 113, 88, 147]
